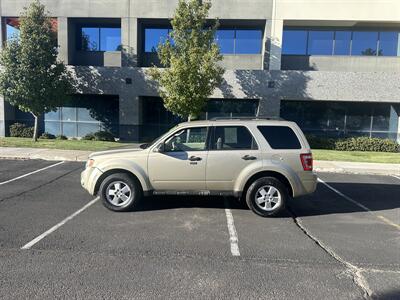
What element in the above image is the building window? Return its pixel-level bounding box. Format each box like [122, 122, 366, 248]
[143, 27, 262, 54]
[280, 101, 399, 140]
[80, 27, 121, 51]
[283, 28, 400, 57]
[307, 30, 334, 55]
[205, 99, 259, 119]
[144, 28, 172, 53]
[44, 96, 119, 137]
[351, 31, 378, 56]
[4, 17, 58, 41]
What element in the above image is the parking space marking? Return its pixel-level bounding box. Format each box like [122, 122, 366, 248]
[0, 161, 64, 186]
[21, 197, 100, 250]
[224, 198, 240, 256]
[317, 178, 400, 231]
[391, 175, 400, 181]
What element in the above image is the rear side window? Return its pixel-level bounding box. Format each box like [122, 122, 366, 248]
[211, 126, 258, 150]
[258, 126, 301, 149]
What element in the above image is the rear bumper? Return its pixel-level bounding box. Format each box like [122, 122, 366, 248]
[81, 167, 103, 195]
[293, 172, 318, 197]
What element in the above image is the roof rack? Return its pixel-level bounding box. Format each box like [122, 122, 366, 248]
[208, 116, 286, 121]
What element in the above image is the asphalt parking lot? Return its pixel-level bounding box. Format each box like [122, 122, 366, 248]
[0, 159, 399, 300]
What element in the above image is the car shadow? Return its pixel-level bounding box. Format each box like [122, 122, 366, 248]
[133, 181, 400, 219]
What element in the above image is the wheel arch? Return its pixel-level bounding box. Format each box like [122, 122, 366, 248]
[94, 168, 144, 196]
[242, 171, 294, 198]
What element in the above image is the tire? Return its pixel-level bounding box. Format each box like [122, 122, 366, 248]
[245, 177, 288, 217]
[99, 173, 142, 212]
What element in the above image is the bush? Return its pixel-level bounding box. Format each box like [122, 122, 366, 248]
[335, 137, 399, 153]
[306, 135, 400, 153]
[56, 135, 68, 140]
[39, 132, 56, 139]
[82, 133, 95, 141]
[9, 123, 34, 138]
[82, 131, 115, 142]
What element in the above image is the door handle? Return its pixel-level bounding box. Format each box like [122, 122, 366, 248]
[189, 156, 202, 161]
[242, 155, 257, 160]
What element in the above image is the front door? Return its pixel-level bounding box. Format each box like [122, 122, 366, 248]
[206, 125, 260, 191]
[148, 126, 209, 191]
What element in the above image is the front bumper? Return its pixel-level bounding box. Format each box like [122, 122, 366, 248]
[81, 167, 103, 195]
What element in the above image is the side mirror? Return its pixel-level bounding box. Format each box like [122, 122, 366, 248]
[139, 143, 149, 149]
[154, 143, 165, 153]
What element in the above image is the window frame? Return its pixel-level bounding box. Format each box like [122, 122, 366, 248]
[162, 126, 211, 152]
[209, 125, 259, 151]
[78, 25, 122, 52]
[282, 27, 400, 57]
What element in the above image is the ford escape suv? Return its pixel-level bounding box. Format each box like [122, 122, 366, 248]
[81, 119, 317, 217]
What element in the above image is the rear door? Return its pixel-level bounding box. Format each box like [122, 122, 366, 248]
[206, 125, 260, 191]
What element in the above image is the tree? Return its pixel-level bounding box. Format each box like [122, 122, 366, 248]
[148, 0, 224, 121]
[0, 0, 75, 141]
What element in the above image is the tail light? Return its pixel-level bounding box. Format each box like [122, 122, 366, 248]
[300, 153, 313, 171]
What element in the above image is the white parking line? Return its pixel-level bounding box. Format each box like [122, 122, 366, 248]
[391, 175, 400, 181]
[0, 161, 65, 186]
[224, 198, 240, 256]
[21, 197, 100, 250]
[318, 178, 400, 231]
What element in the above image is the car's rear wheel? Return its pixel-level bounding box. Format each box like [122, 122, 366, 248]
[99, 173, 142, 212]
[246, 177, 288, 217]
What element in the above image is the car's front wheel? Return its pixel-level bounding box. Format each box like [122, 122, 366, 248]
[245, 177, 288, 217]
[99, 173, 142, 212]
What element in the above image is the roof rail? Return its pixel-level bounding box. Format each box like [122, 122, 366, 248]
[208, 116, 286, 121]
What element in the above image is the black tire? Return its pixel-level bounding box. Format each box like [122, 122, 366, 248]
[99, 173, 142, 212]
[245, 177, 288, 217]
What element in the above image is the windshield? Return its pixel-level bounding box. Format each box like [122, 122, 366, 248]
[141, 125, 179, 149]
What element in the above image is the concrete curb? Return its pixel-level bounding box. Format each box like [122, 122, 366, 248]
[1, 147, 399, 176]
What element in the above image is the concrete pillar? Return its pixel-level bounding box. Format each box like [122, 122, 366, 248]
[119, 93, 141, 141]
[57, 17, 69, 64]
[268, 19, 283, 71]
[257, 95, 281, 118]
[121, 17, 138, 67]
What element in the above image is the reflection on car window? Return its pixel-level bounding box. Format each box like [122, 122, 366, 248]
[165, 127, 208, 152]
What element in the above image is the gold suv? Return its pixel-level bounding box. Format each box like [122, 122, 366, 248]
[81, 119, 317, 217]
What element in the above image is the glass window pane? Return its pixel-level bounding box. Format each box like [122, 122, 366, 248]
[346, 104, 372, 132]
[45, 109, 60, 121]
[82, 28, 99, 51]
[77, 123, 100, 137]
[100, 28, 121, 51]
[379, 32, 399, 56]
[145, 28, 169, 52]
[215, 30, 235, 54]
[334, 31, 351, 55]
[44, 121, 61, 136]
[235, 30, 262, 54]
[62, 123, 77, 137]
[212, 126, 257, 150]
[77, 108, 95, 122]
[372, 105, 390, 131]
[165, 127, 207, 152]
[351, 31, 378, 56]
[258, 126, 301, 149]
[307, 31, 334, 55]
[61, 107, 76, 122]
[282, 30, 308, 55]
[6, 18, 20, 40]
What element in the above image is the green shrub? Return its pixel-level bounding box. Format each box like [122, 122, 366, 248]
[82, 131, 115, 142]
[335, 137, 399, 153]
[82, 133, 95, 141]
[39, 132, 56, 139]
[56, 135, 68, 140]
[306, 135, 336, 150]
[307, 135, 399, 153]
[9, 123, 34, 138]
[93, 131, 115, 142]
